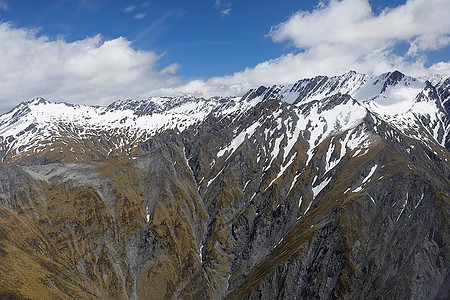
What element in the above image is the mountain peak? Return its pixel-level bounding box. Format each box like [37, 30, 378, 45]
[0, 70, 448, 164]
[28, 97, 50, 105]
[380, 70, 406, 93]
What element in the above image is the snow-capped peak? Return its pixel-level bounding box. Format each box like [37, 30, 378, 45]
[226, 70, 448, 150]
[0, 71, 448, 163]
[274, 71, 370, 105]
[0, 95, 243, 161]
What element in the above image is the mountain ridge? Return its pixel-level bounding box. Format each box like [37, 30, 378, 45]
[0, 70, 448, 299]
[1, 70, 448, 164]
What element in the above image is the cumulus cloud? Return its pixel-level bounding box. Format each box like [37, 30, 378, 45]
[263, 0, 450, 77]
[0, 22, 182, 112]
[268, 0, 450, 52]
[153, 0, 450, 98]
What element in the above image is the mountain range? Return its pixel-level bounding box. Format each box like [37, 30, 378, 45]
[0, 70, 448, 299]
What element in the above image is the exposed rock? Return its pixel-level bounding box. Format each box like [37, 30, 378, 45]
[0, 71, 448, 299]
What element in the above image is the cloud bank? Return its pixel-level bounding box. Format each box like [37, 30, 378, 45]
[0, 22, 183, 112]
[0, 0, 449, 112]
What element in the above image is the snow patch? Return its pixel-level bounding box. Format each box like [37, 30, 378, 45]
[312, 177, 332, 200]
[217, 121, 261, 158]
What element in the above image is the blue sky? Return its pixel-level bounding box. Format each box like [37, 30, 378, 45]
[1, 0, 322, 78]
[0, 0, 449, 112]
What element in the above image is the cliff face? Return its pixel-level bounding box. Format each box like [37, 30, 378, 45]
[0, 71, 448, 299]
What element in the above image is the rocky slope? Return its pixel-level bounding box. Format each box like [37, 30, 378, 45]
[0, 71, 448, 299]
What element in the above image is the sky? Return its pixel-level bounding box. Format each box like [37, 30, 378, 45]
[0, 0, 449, 113]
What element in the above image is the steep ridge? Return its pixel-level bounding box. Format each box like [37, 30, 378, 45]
[0, 71, 448, 299]
[258, 70, 449, 150]
[0, 95, 242, 164]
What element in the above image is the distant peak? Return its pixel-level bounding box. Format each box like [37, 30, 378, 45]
[380, 70, 406, 93]
[242, 86, 268, 101]
[344, 70, 357, 76]
[29, 97, 49, 105]
[389, 70, 405, 79]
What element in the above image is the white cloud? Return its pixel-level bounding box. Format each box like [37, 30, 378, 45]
[124, 5, 136, 13]
[160, 63, 181, 75]
[134, 13, 147, 19]
[428, 62, 450, 74]
[407, 34, 450, 57]
[269, 0, 450, 47]
[0, 22, 182, 112]
[220, 8, 231, 16]
[268, 0, 450, 59]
